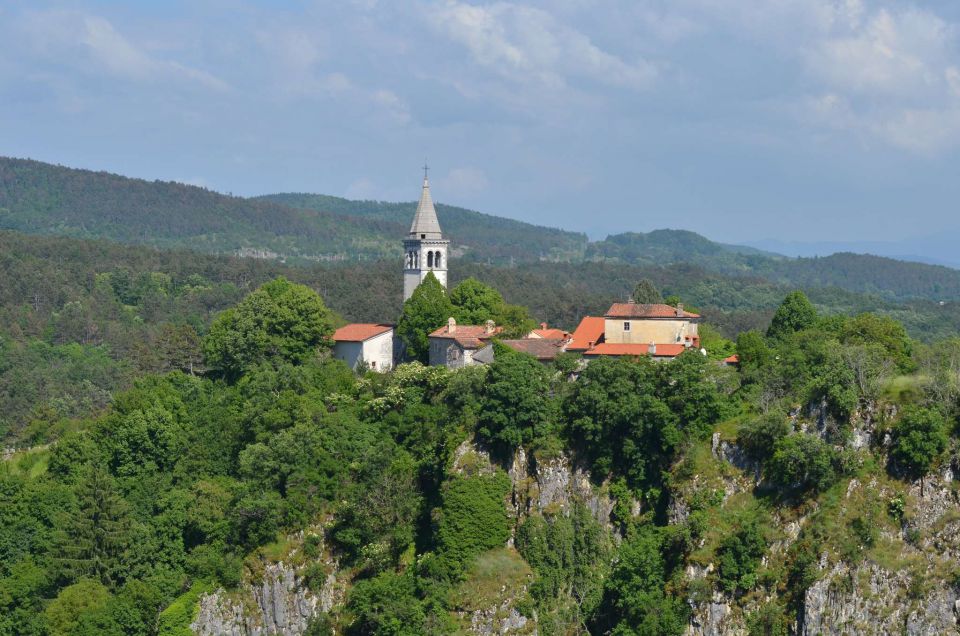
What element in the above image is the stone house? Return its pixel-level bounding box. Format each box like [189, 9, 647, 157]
[428, 318, 501, 368]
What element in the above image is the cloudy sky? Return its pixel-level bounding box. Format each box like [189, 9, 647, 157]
[2, 0, 959, 245]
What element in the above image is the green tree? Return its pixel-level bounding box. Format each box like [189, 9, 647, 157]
[766, 434, 838, 494]
[632, 279, 663, 304]
[841, 313, 914, 373]
[396, 273, 454, 363]
[496, 303, 538, 339]
[767, 291, 817, 340]
[716, 512, 767, 594]
[477, 347, 551, 449]
[738, 413, 791, 462]
[449, 277, 535, 338]
[449, 278, 505, 325]
[44, 580, 111, 636]
[431, 473, 511, 580]
[345, 570, 425, 636]
[891, 407, 948, 479]
[597, 524, 687, 635]
[202, 277, 335, 377]
[54, 466, 132, 587]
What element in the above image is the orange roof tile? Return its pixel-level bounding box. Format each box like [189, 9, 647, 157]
[605, 303, 700, 319]
[333, 323, 394, 342]
[724, 354, 740, 364]
[566, 316, 606, 351]
[584, 343, 687, 358]
[532, 328, 570, 339]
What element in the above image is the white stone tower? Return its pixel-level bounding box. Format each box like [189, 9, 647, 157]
[403, 167, 449, 301]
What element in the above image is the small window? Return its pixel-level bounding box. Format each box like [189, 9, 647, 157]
[421, 233, 426, 239]
[371, 361, 377, 369]
[623, 321, 631, 331]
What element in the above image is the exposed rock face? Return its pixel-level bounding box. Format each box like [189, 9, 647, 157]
[507, 445, 617, 533]
[461, 596, 535, 635]
[191, 554, 343, 635]
[801, 561, 959, 636]
[452, 437, 618, 634]
[453, 438, 619, 533]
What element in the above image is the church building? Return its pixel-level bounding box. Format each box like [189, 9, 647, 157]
[403, 169, 449, 301]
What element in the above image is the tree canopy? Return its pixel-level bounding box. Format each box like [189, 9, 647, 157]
[767, 291, 817, 339]
[396, 273, 454, 363]
[202, 277, 336, 377]
[632, 279, 663, 305]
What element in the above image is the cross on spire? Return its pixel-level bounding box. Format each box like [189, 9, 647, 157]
[423, 161, 429, 181]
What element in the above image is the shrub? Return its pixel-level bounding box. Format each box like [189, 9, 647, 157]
[716, 514, 767, 594]
[738, 413, 791, 462]
[891, 407, 949, 479]
[766, 434, 839, 494]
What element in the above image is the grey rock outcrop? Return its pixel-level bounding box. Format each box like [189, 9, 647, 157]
[461, 596, 535, 635]
[191, 551, 343, 635]
[801, 561, 959, 635]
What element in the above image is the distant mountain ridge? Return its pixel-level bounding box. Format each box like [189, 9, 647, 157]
[4, 156, 960, 304]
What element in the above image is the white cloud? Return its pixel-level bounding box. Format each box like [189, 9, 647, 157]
[806, 7, 952, 97]
[18, 9, 228, 91]
[795, 3, 960, 153]
[345, 177, 379, 199]
[426, 1, 657, 91]
[438, 166, 489, 197]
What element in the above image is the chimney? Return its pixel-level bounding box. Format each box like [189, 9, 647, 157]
[540, 322, 548, 330]
[485, 320, 496, 335]
[648, 342, 657, 355]
[447, 317, 456, 333]
[676, 303, 684, 317]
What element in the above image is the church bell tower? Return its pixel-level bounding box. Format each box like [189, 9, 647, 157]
[403, 166, 449, 301]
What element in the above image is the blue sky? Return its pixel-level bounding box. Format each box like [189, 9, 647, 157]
[2, 0, 960, 245]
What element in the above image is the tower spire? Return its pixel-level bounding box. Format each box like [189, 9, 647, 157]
[403, 166, 450, 301]
[409, 166, 442, 238]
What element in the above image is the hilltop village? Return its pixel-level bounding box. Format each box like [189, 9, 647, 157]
[331, 174, 728, 371]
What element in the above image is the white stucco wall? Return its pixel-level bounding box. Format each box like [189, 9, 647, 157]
[361, 331, 395, 371]
[333, 330, 394, 372]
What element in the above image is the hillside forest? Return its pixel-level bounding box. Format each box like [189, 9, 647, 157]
[4, 251, 960, 633]
[5, 156, 960, 635]
[7, 156, 960, 304]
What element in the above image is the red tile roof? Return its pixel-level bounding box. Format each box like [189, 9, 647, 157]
[498, 338, 567, 360]
[429, 324, 502, 349]
[566, 316, 606, 351]
[724, 354, 740, 364]
[532, 328, 570, 340]
[333, 323, 394, 342]
[605, 303, 700, 319]
[584, 343, 687, 358]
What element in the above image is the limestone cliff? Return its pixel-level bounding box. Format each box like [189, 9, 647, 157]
[680, 405, 960, 636]
[191, 533, 344, 636]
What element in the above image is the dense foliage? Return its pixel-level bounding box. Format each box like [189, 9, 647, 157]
[3, 272, 960, 635]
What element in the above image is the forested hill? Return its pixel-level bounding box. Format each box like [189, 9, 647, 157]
[588, 231, 960, 302]
[6, 156, 960, 303]
[257, 192, 588, 262]
[0, 157, 587, 264]
[2, 227, 959, 444]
